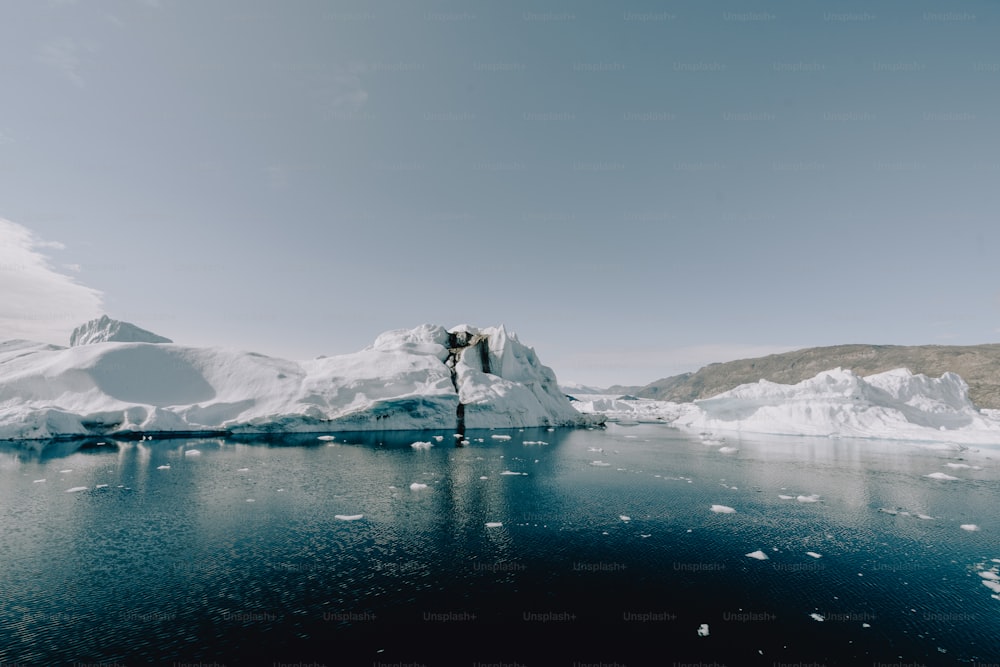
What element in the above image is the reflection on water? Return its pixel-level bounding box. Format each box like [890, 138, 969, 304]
[0, 425, 998, 665]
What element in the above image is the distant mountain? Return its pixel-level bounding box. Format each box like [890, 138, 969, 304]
[70, 315, 172, 346]
[635, 344, 1000, 409]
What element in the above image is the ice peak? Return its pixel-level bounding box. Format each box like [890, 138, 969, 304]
[69, 315, 173, 347]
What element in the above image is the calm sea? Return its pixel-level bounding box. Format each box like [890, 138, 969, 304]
[0, 424, 998, 666]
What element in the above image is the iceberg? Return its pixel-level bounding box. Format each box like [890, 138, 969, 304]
[672, 368, 1000, 444]
[0, 322, 597, 441]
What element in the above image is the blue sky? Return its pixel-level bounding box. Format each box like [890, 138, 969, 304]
[1, 0, 998, 386]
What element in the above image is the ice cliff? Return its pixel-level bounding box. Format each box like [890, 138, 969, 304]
[0, 323, 592, 440]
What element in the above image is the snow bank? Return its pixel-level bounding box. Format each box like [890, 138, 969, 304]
[0, 323, 594, 440]
[673, 368, 1000, 444]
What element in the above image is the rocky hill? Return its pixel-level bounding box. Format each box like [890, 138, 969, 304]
[635, 344, 1000, 409]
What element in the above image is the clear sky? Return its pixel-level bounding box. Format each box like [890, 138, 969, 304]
[1, 0, 998, 386]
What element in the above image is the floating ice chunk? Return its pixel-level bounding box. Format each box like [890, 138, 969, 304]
[411, 441, 433, 450]
[185, 449, 201, 456]
[479, 476, 488, 480]
[778, 495, 795, 500]
[246, 499, 255, 503]
[96, 484, 109, 489]
[500, 470, 526, 476]
[523, 441, 548, 445]
[978, 571, 1000, 580]
[982, 580, 1000, 594]
[237, 468, 250, 472]
[620, 515, 631, 522]
[461, 440, 470, 446]
[485, 522, 503, 528]
[961, 524, 981, 531]
[710, 505, 736, 514]
[157, 465, 170, 470]
[719, 447, 739, 453]
[797, 494, 821, 503]
[806, 552, 822, 559]
[433, 436, 444, 442]
[916, 513, 934, 520]
[491, 435, 512, 441]
[640, 534, 651, 538]
[862, 623, 871, 628]
[746, 550, 769, 560]
[33, 479, 45, 483]
[59, 469, 72, 473]
[65, 486, 87, 493]
[317, 435, 336, 441]
[925, 472, 960, 480]
[944, 462, 980, 469]
[335, 514, 364, 521]
[809, 613, 825, 622]
[697, 623, 710, 637]
[409, 483, 428, 491]
[587, 447, 604, 452]
[590, 461, 611, 467]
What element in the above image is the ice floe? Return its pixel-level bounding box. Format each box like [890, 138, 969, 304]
[65, 486, 87, 493]
[746, 550, 769, 560]
[335, 514, 364, 521]
[409, 483, 428, 491]
[710, 505, 736, 514]
[924, 472, 960, 480]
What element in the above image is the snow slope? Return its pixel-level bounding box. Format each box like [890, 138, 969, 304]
[672, 368, 1000, 444]
[0, 324, 591, 440]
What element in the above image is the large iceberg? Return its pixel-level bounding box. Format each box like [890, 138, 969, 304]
[0, 322, 593, 440]
[672, 368, 1000, 444]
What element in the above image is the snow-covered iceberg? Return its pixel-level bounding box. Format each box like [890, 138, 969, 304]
[70, 315, 172, 346]
[672, 368, 1000, 444]
[0, 322, 594, 441]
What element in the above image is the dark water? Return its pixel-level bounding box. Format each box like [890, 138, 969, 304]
[1, 425, 998, 666]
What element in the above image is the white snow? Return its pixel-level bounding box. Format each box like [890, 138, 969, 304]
[672, 368, 1000, 444]
[70, 315, 172, 346]
[335, 514, 364, 521]
[710, 505, 736, 514]
[746, 550, 769, 560]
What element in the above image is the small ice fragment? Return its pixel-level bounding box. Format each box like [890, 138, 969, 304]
[317, 435, 335, 441]
[409, 483, 428, 491]
[862, 623, 871, 628]
[806, 552, 822, 559]
[433, 436, 444, 442]
[335, 514, 364, 521]
[237, 468, 249, 472]
[710, 505, 736, 514]
[797, 494, 821, 503]
[33, 479, 46, 483]
[924, 472, 959, 480]
[697, 623, 709, 637]
[65, 486, 87, 493]
[410, 441, 433, 450]
[746, 550, 769, 560]
[590, 461, 611, 467]
[460, 440, 470, 446]
[961, 524, 980, 531]
[485, 522, 503, 528]
[809, 613, 825, 622]
[719, 447, 739, 453]
[620, 515, 631, 522]
[640, 534, 651, 538]
[59, 469, 72, 473]
[453, 434, 463, 439]
[491, 435, 512, 441]
[246, 499, 255, 503]
[916, 514, 934, 520]
[185, 449, 201, 456]
[479, 476, 488, 480]
[778, 495, 794, 500]
[96, 484, 109, 489]
[157, 465, 170, 470]
[500, 470, 523, 476]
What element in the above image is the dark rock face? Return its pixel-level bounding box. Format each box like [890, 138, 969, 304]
[636, 344, 1000, 409]
[70, 315, 173, 346]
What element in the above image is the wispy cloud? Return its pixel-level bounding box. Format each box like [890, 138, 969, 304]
[37, 38, 88, 87]
[0, 218, 103, 344]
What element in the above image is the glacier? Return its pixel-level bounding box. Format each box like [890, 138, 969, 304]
[570, 368, 1000, 445]
[0, 320, 594, 441]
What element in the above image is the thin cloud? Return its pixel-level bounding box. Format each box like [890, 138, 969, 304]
[0, 218, 103, 344]
[37, 38, 88, 87]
